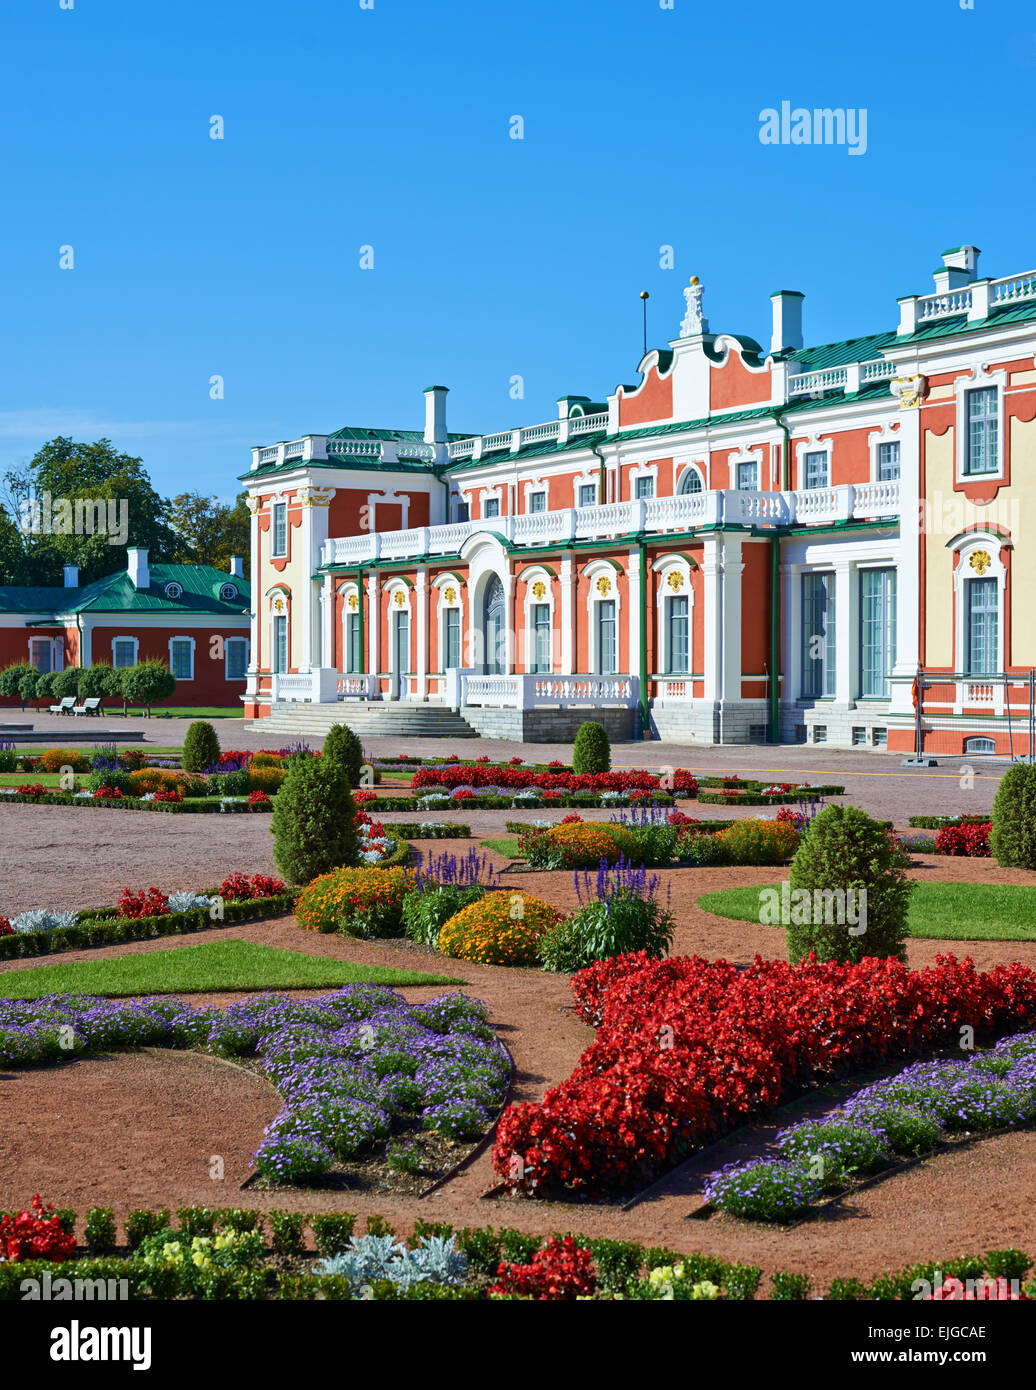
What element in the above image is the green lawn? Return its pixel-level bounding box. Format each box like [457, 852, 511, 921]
[698, 881, 1036, 942]
[0, 772, 65, 787]
[0, 940, 462, 999]
[483, 838, 523, 858]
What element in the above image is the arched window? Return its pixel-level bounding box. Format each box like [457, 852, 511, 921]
[678, 468, 703, 495]
[965, 736, 995, 755]
[483, 574, 506, 675]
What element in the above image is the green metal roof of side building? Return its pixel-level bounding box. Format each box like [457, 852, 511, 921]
[0, 563, 251, 619]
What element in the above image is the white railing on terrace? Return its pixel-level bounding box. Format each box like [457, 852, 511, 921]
[917, 288, 973, 322]
[461, 673, 638, 710]
[319, 481, 902, 567]
[569, 411, 609, 434]
[327, 438, 382, 458]
[860, 359, 897, 383]
[481, 431, 513, 452]
[991, 270, 1036, 306]
[788, 366, 848, 396]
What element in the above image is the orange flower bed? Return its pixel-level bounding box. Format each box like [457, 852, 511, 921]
[125, 768, 189, 795]
[437, 891, 561, 966]
[294, 864, 410, 936]
[545, 821, 638, 868]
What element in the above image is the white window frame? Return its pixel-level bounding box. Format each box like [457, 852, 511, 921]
[524, 480, 549, 514]
[955, 367, 1006, 484]
[168, 636, 196, 682]
[112, 636, 139, 669]
[868, 422, 902, 482]
[521, 568, 556, 674]
[583, 562, 623, 675]
[219, 582, 239, 602]
[952, 533, 1006, 687]
[271, 499, 288, 557]
[267, 589, 290, 674]
[482, 494, 501, 520]
[576, 481, 598, 509]
[433, 574, 465, 674]
[629, 462, 658, 500]
[798, 445, 831, 491]
[653, 559, 694, 676]
[28, 636, 61, 673]
[224, 636, 249, 681]
[676, 461, 706, 495]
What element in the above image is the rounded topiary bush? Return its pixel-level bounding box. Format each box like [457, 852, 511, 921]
[786, 804, 913, 965]
[572, 721, 611, 776]
[294, 864, 409, 937]
[271, 755, 358, 885]
[182, 720, 221, 773]
[322, 723, 364, 789]
[437, 891, 561, 966]
[990, 763, 1036, 869]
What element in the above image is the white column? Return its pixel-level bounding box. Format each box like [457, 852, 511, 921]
[833, 558, 855, 705]
[890, 407, 921, 715]
[627, 547, 642, 681]
[701, 537, 722, 703]
[560, 556, 575, 674]
[247, 497, 262, 673]
[719, 536, 744, 704]
[368, 572, 380, 695]
[416, 567, 428, 700]
[320, 574, 333, 671]
[503, 569, 515, 675]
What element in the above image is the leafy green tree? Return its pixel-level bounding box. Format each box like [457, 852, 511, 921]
[33, 671, 56, 709]
[166, 491, 250, 571]
[51, 667, 82, 700]
[990, 764, 1036, 869]
[271, 756, 358, 884]
[182, 720, 221, 772]
[572, 721, 611, 775]
[78, 663, 123, 707]
[0, 662, 34, 701]
[17, 669, 39, 711]
[322, 723, 363, 788]
[121, 660, 177, 717]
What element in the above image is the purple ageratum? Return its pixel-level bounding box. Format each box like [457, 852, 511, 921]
[0, 983, 509, 1188]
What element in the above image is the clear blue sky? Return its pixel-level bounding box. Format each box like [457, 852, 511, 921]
[1, 0, 1033, 500]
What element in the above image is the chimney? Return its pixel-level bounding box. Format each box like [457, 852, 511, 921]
[127, 547, 150, 590]
[63, 564, 79, 588]
[229, 555, 244, 579]
[423, 385, 449, 444]
[934, 245, 981, 293]
[770, 290, 804, 354]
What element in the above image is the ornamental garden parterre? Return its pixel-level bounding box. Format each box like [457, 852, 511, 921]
[2, 718, 1036, 1302]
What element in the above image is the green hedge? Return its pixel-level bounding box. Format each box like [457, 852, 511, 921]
[381, 822, 470, 839]
[1, 791, 272, 813]
[0, 893, 297, 961]
[697, 785, 845, 806]
[371, 792, 676, 813]
[908, 814, 993, 829]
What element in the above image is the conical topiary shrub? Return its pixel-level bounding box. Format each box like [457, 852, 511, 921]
[572, 720, 611, 775]
[182, 720, 221, 773]
[271, 754, 358, 885]
[322, 723, 363, 789]
[990, 763, 1036, 869]
[786, 803, 913, 965]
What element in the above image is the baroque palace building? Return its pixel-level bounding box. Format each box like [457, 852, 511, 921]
[242, 245, 1036, 753]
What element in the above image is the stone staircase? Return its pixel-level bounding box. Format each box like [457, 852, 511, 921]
[249, 701, 480, 741]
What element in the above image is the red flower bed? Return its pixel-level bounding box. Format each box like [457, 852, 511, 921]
[218, 872, 286, 900]
[17, 783, 47, 798]
[490, 1236, 597, 1300]
[152, 789, 183, 803]
[0, 1196, 76, 1262]
[247, 789, 271, 806]
[117, 886, 169, 918]
[92, 785, 122, 800]
[492, 952, 1036, 1198]
[217, 750, 253, 767]
[353, 789, 377, 804]
[411, 765, 665, 793]
[935, 822, 991, 857]
[0, 916, 12, 937]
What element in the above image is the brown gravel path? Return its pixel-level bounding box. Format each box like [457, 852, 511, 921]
[4, 852, 1036, 1289]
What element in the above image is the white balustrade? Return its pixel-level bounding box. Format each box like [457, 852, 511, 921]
[991, 271, 1036, 305]
[327, 438, 383, 458]
[460, 673, 637, 710]
[917, 289, 972, 322]
[337, 674, 377, 699]
[569, 412, 609, 435]
[481, 431, 513, 453]
[860, 359, 896, 382]
[448, 437, 477, 460]
[519, 421, 560, 446]
[853, 479, 900, 518]
[788, 366, 848, 396]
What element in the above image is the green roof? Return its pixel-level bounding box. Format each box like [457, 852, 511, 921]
[0, 563, 250, 620]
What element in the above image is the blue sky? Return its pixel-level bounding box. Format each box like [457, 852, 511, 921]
[1, 0, 1033, 500]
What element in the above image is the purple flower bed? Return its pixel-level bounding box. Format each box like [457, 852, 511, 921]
[705, 1029, 1036, 1222]
[0, 985, 510, 1186]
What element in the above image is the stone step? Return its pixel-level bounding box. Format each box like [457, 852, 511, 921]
[250, 703, 480, 740]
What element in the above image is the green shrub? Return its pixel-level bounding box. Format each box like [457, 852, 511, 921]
[85, 1208, 117, 1253]
[271, 755, 358, 884]
[214, 1208, 263, 1235]
[457, 1226, 502, 1276]
[770, 1270, 811, 1300]
[323, 723, 363, 788]
[572, 720, 610, 775]
[78, 663, 123, 703]
[269, 1210, 305, 1254]
[985, 1248, 1032, 1280]
[54, 1208, 78, 1237]
[401, 883, 484, 946]
[121, 659, 176, 715]
[311, 1213, 358, 1257]
[211, 769, 250, 796]
[827, 1276, 869, 1300]
[723, 1261, 762, 1301]
[990, 763, 1036, 869]
[125, 1208, 170, 1250]
[583, 1239, 642, 1294]
[410, 1219, 454, 1245]
[364, 1214, 395, 1239]
[51, 667, 81, 701]
[182, 720, 221, 773]
[787, 804, 914, 965]
[541, 887, 674, 973]
[176, 1205, 217, 1238]
[498, 1228, 542, 1264]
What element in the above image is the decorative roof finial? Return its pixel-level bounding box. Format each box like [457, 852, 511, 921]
[680, 275, 708, 338]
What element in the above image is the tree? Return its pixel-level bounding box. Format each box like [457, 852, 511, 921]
[77, 663, 124, 709]
[51, 667, 82, 701]
[990, 764, 1036, 869]
[165, 492, 250, 572]
[0, 663, 34, 702]
[322, 723, 363, 788]
[121, 660, 176, 717]
[33, 672, 56, 710]
[271, 756, 358, 885]
[17, 669, 39, 711]
[572, 721, 611, 775]
[182, 720, 221, 772]
[786, 804, 914, 966]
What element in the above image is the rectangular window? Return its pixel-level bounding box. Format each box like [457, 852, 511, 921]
[113, 639, 136, 669]
[455, 500, 470, 523]
[596, 600, 617, 675]
[859, 568, 897, 697]
[966, 577, 998, 674]
[272, 615, 288, 674]
[803, 451, 829, 490]
[169, 639, 194, 681]
[635, 475, 655, 499]
[444, 607, 461, 670]
[528, 491, 547, 513]
[345, 613, 361, 673]
[578, 484, 597, 508]
[965, 388, 999, 476]
[29, 638, 53, 674]
[665, 595, 689, 674]
[531, 603, 552, 673]
[483, 497, 500, 519]
[271, 502, 287, 557]
[736, 461, 759, 491]
[877, 441, 900, 480]
[801, 572, 836, 697]
[225, 639, 248, 680]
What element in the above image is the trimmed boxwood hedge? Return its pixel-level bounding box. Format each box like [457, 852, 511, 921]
[908, 814, 994, 830]
[368, 792, 677, 813]
[0, 893, 298, 961]
[0, 791, 273, 813]
[697, 784, 845, 806]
